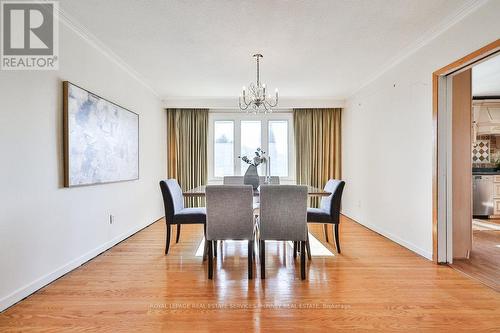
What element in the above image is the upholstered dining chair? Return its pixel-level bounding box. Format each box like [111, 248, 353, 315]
[223, 176, 280, 185]
[222, 176, 244, 185]
[259, 185, 308, 280]
[259, 176, 280, 185]
[307, 179, 345, 253]
[159, 179, 206, 255]
[205, 185, 255, 279]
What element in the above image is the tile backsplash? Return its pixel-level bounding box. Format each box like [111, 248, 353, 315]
[473, 135, 500, 167]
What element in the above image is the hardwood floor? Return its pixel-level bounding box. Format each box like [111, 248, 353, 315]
[451, 223, 500, 292]
[1, 216, 499, 332]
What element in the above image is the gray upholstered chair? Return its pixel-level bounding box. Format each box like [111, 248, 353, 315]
[307, 179, 345, 253]
[159, 179, 206, 255]
[205, 185, 255, 279]
[259, 176, 280, 184]
[223, 176, 280, 185]
[259, 185, 308, 280]
[222, 176, 244, 184]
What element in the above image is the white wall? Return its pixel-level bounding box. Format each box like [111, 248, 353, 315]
[0, 21, 166, 310]
[342, 0, 500, 260]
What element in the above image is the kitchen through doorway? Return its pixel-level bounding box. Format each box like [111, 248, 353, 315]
[434, 40, 500, 291]
[460, 53, 500, 290]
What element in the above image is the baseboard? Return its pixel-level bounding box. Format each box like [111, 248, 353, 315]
[341, 212, 433, 261]
[0, 217, 162, 312]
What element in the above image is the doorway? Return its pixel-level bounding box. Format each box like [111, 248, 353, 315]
[434, 39, 500, 290]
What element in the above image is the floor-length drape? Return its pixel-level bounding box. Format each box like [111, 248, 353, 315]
[166, 108, 208, 207]
[294, 108, 342, 207]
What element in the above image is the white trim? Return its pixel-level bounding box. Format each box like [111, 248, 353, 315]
[348, 0, 489, 97]
[437, 75, 451, 263]
[208, 112, 295, 184]
[0, 218, 160, 312]
[55, 5, 160, 98]
[343, 213, 433, 261]
[445, 76, 454, 264]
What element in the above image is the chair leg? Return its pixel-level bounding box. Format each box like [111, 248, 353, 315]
[323, 224, 329, 243]
[176, 224, 181, 243]
[165, 224, 171, 255]
[248, 240, 253, 279]
[208, 240, 213, 279]
[260, 240, 265, 279]
[306, 233, 312, 260]
[300, 241, 306, 280]
[334, 224, 341, 254]
[202, 225, 208, 261]
[213, 240, 217, 258]
[293, 241, 297, 259]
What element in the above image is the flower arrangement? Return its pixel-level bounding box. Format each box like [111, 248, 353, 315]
[239, 148, 266, 167]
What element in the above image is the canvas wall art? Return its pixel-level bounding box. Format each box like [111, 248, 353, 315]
[63, 81, 139, 187]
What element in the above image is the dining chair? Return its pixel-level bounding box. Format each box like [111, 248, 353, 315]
[205, 185, 255, 279]
[159, 179, 206, 255]
[307, 179, 345, 253]
[259, 176, 280, 184]
[259, 185, 308, 280]
[222, 176, 244, 185]
[223, 176, 280, 185]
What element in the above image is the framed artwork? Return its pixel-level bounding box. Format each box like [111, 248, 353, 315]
[63, 81, 139, 187]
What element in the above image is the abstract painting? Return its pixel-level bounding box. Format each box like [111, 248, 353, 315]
[63, 81, 139, 187]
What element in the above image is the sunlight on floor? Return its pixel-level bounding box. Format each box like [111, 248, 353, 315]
[195, 232, 334, 257]
[472, 219, 500, 231]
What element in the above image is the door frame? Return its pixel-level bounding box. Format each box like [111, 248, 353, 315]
[432, 39, 500, 263]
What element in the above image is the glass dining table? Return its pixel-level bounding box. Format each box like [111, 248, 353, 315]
[183, 184, 331, 197]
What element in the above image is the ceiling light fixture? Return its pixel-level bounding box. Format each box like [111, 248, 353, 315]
[239, 54, 278, 114]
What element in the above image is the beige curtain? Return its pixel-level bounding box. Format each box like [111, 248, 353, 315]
[166, 108, 208, 207]
[294, 108, 342, 207]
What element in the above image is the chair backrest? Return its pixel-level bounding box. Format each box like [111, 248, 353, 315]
[206, 185, 254, 241]
[224, 176, 279, 185]
[223, 176, 244, 185]
[159, 179, 185, 223]
[320, 179, 346, 223]
[259, 176, 280, 184]
[259, 185, 308, 241]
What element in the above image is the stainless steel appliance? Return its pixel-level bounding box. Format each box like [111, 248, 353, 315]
[473, 175, 494, 216]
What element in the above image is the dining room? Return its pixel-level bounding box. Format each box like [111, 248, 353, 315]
[163, 105, 343, 280]
[1, 1, 500, 331]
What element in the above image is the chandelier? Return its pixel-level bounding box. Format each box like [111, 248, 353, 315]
[239, 54, 278, 113]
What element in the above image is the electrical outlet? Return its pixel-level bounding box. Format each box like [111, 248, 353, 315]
[357, 200, 362, 208]
[109, 214, 114, 225]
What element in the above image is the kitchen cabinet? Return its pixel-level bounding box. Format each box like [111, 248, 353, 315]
[494, 178, 500, 215]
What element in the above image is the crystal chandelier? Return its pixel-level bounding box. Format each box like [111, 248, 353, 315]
[239, 54, 278, 113]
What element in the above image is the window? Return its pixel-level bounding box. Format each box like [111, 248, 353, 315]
[268, 120, 288, 177]
[209, 113, 294, 182]
[213, 121, 234, 177]
[240, 121, 262, 175]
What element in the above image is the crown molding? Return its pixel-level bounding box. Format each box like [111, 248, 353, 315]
[348, 0, 490, 98]
[162, 97, 345, 109]
[54, 5, 160, 98]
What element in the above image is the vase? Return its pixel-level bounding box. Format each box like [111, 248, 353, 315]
[244, 165, 259, 189]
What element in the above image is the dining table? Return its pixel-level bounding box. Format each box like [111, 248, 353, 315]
[183, 184, 331, 197]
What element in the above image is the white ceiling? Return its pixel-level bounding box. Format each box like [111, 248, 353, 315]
[473, 53, 500, 97]
[59, 0, 476, 100]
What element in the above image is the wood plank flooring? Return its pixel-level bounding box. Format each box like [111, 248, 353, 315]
[1, 216, 499, 332]
[451, 226, 500, 292]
